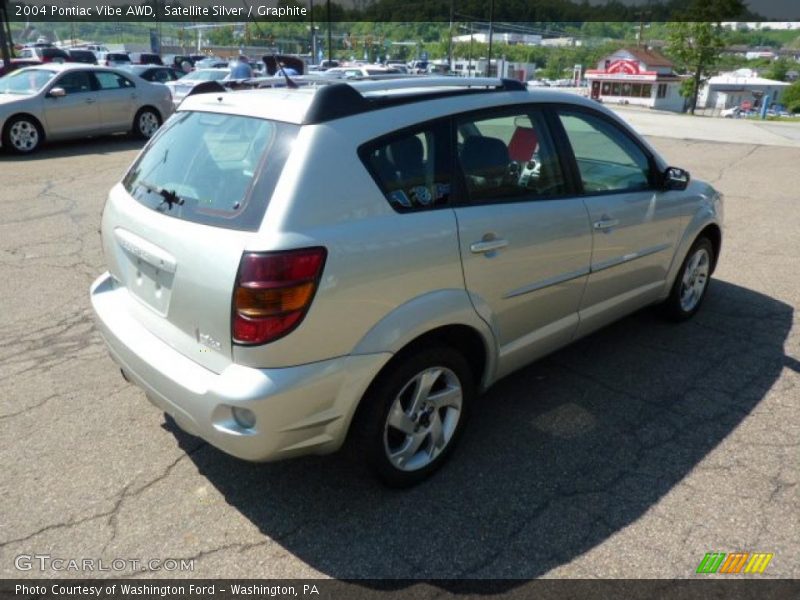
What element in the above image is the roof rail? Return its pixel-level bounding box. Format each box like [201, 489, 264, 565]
[303, 77, 527, 124]
[349, 76, 526, 93]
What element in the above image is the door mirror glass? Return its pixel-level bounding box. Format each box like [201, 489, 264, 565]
[48, 87, 66, 98]
[663, 166, 690, 191]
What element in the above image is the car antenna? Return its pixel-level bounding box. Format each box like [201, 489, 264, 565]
[271, 52, 298, 89]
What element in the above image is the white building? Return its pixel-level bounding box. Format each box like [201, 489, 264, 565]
[585, 48, 685, 111]
[698, 74, 791, 110]
[450, 57, 537, 80]
[451, 32, 543, 46]
[722, 22, 800, 31]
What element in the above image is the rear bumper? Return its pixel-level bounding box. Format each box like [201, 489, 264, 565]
[90, 272, 391, 462]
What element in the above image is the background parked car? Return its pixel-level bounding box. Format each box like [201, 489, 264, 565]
[96, 52, 131, 67]
[66, 49, 98, 65]
[17, 46, 69, 63]
[0, 58, 41, 77]
[323, 65, 401, 79]
[129, 52, 163, 66]
[0, 64, 174, 154]
[193, 57, 228, 69]
[164, 68, 230, 106]
[121, 65, 184, 84]
[169, 54, 207, 72]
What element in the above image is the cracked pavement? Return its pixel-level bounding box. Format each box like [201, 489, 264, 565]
[0, 131, 798, 582]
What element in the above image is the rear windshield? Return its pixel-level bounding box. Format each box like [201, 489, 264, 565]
[122, 111, 298, 231]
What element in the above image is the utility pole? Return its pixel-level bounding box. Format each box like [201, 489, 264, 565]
[467, 22, 473, 77]
[447, 0, 454, 72]
[309, 0, 316, 62]
[0, 0, 12, 67]
[487, 0, 494, 77]
[326, 0, 332, 63]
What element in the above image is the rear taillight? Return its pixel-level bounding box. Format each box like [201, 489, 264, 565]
[232, 248, 327, 345]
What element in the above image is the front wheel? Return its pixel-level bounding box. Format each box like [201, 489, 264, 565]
[3, 116, 43, 154]
[662, 237, 714, 321]
[353, 346, 474, 487]
[132, 107, 161, 139]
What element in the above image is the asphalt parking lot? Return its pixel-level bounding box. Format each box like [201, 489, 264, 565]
[0, 128, 798, 581]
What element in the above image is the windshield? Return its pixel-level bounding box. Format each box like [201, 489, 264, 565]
[0, 69, 57, 94]
[183, 70, 229, 82]
[123, 111, 298, 231]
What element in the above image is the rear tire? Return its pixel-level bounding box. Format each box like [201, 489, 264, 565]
[661, 237, 714, 322]
[3, 116, 43, 154]
[352, 346, 474, 487]
[132, 107, 161, 139]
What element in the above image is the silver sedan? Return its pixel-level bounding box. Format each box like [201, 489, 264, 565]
[0, 63, 174, 153]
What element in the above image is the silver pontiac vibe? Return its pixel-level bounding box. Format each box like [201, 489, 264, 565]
[90, 77, 723, 486]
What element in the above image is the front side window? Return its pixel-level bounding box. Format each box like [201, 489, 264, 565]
[55, 71, 95, 94]
[123, 111, 298, 231]
[361, 121, 451, 212]
[456, 109, 566, 204]
[558, 109, 652, 194]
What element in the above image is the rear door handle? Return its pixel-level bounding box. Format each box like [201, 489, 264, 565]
[470, 239, 509, 254]
[85, 98, 96, 104]
[593, 218, 619, 231]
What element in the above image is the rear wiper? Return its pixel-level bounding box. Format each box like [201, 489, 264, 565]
[137, 180, 184, 210]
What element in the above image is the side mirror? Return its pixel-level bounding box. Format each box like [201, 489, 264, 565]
[662, 166, 690, 191]
[48, 87, 66, 98]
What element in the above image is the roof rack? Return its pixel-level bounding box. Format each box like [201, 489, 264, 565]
[303, 77, 527, 124]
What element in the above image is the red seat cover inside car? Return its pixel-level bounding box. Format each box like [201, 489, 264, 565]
[508, 127, 539, 162]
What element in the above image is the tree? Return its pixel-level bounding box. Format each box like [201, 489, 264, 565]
[783, 81, 800, 113]
[766, 58, 792, 82]
[666, 22, 726, 114]
[665, 0, 745, 114]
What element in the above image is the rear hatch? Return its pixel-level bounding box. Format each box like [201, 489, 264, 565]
[101, 110, 298, 373]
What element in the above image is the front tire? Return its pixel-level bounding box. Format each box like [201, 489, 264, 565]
[132, 107, 161, 139]
[3, 116, 43, 154]
[662, 237, 714, 321]
[353, 346, 474, 487]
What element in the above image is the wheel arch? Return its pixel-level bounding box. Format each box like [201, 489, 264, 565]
[699, 223, 722, 274]
[136, 104, 162, 121]
[664, 210, 723, 298]
[350, 289, 497, 391]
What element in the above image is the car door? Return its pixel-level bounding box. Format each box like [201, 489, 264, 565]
[42, 70, 101, 138]
[553, 107, 686, 337]
[452, 106, 593, 378]
[93, 70, 137, 132]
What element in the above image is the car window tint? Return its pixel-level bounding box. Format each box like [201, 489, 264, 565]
[558, 110, 651, 193]
[56, 71, 94, 94]
[95, 71, 134, 89]
[361, 121, 451, 212]
[456, 110, 566, 204]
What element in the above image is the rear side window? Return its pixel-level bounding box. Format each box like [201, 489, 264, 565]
[95, 71, 134, 89]
[456, 109, 567, 204]
[360, 121, 451, 212]
[123, 111, 298, 231]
